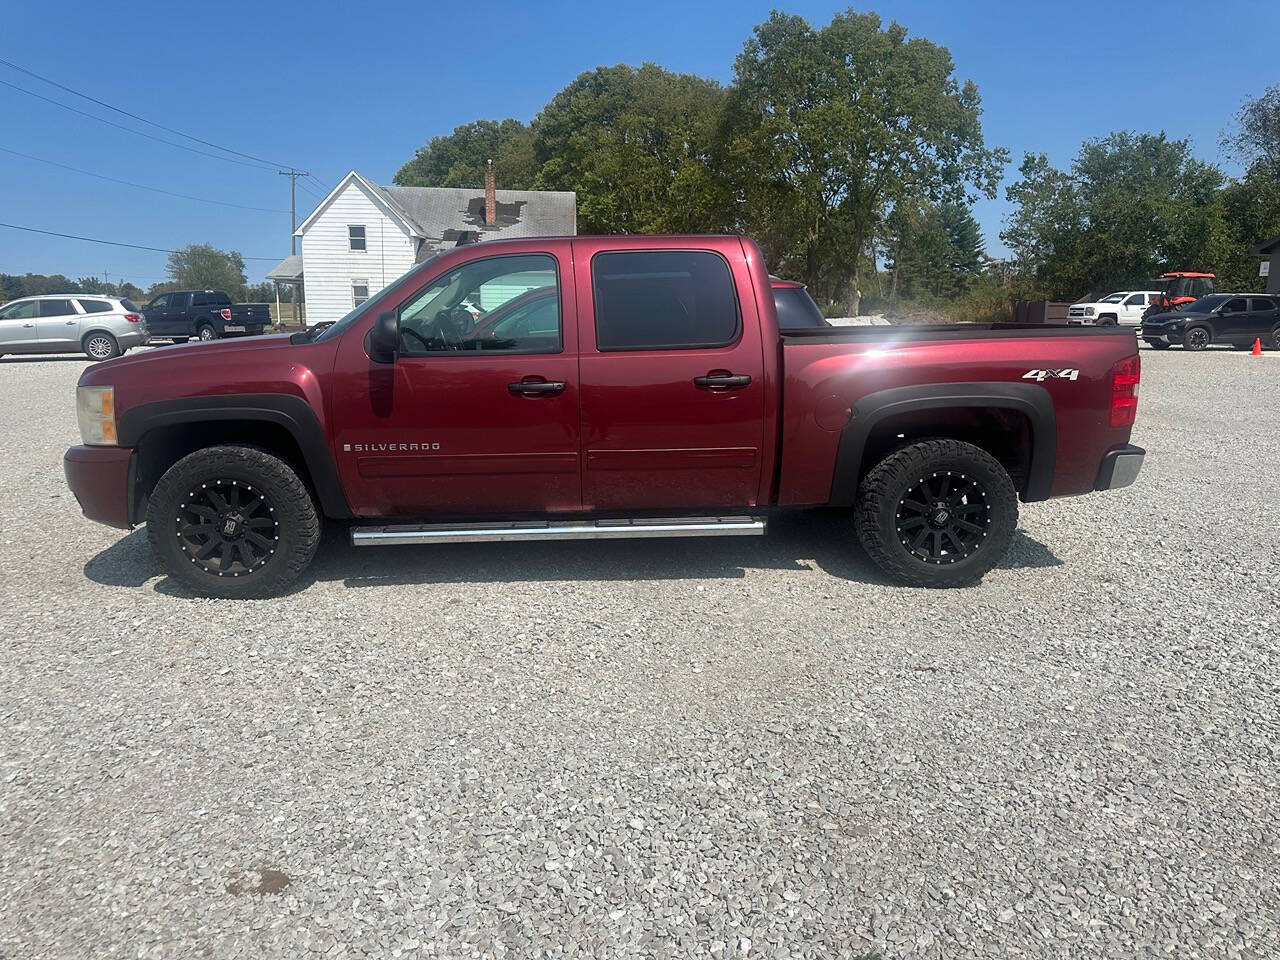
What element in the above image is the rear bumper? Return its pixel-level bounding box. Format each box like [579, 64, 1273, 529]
[220, 326, 265, 337]
[118, 329, 150, 349]
[1095, 444, 1145, 491]
[64, 445, 134, 529]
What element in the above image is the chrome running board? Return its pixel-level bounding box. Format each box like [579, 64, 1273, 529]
[350, 515, 767, 546]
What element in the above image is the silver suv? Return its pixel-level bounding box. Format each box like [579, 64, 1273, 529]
[0, 295, 150, 361]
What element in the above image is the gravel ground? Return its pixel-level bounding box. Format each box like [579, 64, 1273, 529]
[1, 346, 1277, 959]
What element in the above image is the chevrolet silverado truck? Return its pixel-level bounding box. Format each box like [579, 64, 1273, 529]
[143, 290, 270, 342]
[64, 236, 1145, 598]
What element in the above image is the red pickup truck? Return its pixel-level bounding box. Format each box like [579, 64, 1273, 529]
[64, 235, 1144, 598]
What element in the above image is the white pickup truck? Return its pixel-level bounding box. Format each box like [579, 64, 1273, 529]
[1068, 291, 1161, 326]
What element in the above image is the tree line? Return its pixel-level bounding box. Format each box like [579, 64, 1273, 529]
[395, 10, 1279, 318]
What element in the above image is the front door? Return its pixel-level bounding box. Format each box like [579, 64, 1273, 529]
[329, 245, 582, 517]
[34, 297, 83, 351]
[143, 293, 172, 336]
[0, 300, 39, 351]
[1120, 293, 1146, 325]
[1216, 296, 1250, 342]
[573, 239, 767, 511]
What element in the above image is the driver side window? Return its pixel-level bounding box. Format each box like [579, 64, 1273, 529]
[397, 253, 561, 357]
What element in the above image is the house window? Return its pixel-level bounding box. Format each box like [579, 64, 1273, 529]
[352, 280, 370, 307]
[348, 225, 366, 252]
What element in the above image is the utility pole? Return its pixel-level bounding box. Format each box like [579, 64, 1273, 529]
[278, 169, 310, 255]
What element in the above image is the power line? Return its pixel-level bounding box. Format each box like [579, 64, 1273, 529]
[0, 56, 300, 171]
[0, 78, 278, 173]
[0, 222, 280, 260]
[0, 146, 290, 214]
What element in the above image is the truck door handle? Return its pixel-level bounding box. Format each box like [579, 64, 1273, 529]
[693, 372, 752, 389]
[508, 379, 566, 396]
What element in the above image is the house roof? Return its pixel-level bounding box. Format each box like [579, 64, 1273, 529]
[265, 254, 304, 281]
[1253, 233, 1280, 256]
[294, 170, 576, 242]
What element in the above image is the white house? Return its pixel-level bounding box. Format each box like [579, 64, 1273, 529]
[269, 168, 576, 326]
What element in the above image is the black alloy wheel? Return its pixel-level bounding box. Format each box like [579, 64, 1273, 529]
[173, 478, 280, 578]
[147, 445, 320, 598]
[894, 471, 991, 565]
[855, 438, 1018, 587]
[1184, 326, 1211, 351]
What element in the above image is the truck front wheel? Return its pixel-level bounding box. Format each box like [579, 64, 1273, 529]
[146, 445, 320, 598]
[855, 439, 1018, 587]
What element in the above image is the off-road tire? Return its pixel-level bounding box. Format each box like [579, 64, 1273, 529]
[1184, 326, 1211, 351]
[146, 445, 320, 599]
[83, 332, 120, 361]
[855, 439, 1018, 588]
[197, 324, 217, 342]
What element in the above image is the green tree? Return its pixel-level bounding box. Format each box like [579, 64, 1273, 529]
[532, 64, 731, 234]
[166, 244, 247, 300]
[1222, 85, 1280, 176]
[884, 201, 985, 302]
[723, 10, 1005, 312]
[394, 119, 537, 189]
[1003, 134, 1225, 299]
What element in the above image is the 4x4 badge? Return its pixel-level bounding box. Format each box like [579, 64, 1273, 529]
[1022, 368, 1080, 382]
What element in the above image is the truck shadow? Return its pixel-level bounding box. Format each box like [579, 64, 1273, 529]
[82, 510, 1062, 596]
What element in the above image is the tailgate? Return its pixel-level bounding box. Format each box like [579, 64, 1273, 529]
[234, 304, 271, 325]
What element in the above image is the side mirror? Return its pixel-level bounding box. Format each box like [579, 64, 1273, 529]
[370, 310, 399, 362]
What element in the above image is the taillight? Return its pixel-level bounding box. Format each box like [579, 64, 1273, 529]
[219, 308, 232, 321]
[123, 313, 142, 323]
[1110, 354, 1140, 427]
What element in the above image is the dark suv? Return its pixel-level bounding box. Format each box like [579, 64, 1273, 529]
[1141, 294, 1280, 351]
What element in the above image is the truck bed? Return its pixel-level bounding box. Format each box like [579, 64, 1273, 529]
[782, 322, 1138, 343]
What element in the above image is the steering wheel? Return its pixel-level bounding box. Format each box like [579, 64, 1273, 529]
[399, 327, 432, 352]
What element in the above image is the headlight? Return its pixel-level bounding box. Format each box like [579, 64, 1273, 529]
[76, 386, 117, 445]
[1085, 306, 1095, 316]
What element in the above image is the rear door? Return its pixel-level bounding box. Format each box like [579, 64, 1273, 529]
[34, 297, 83, 350]
[329, 244, 582, 517]
[1248, 297, 1278, 342]
[574, 239, 767, 511]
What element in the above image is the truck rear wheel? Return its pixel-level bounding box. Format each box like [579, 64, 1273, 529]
[146, 445, 320, 599]
[197, 324, 218, 342]
[855, 439, 1018, 587]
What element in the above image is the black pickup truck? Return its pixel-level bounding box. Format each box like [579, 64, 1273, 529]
[143, 291, 270, 343]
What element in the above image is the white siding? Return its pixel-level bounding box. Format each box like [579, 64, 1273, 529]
[298, 179, 417, 326]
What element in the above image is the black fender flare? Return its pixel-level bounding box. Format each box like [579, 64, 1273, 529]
[828, 381, 1056, 505]
[117, 393, 352, 519]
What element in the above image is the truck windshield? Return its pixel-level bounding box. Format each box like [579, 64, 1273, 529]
[313, 255, 441, 343]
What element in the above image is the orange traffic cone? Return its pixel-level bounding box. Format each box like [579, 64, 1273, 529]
[1252, 338, 1263, 356]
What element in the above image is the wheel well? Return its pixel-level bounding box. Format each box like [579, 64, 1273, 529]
[81, 329, 117, 345]
[859, 407, 1034, 494]
[131, 420, 315, 522]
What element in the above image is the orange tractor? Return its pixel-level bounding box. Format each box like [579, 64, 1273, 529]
[1142, 272, 1215, 319]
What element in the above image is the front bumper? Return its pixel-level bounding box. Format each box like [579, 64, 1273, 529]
[1141, 326, 1180, 344]
[1095, 444, 1145, 491]
[64, 445, 134, 529]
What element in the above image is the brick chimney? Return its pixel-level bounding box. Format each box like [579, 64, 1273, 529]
[484, 159, 496, 227]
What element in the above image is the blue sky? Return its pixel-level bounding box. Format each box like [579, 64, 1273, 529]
[3, 0, 1278, 286]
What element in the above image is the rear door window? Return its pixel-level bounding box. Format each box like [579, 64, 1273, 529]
[1249, 297, 1277, 313]
[77, 299, 113, 314]
[37, 298, 78, 317]
[592, 250, 739, 351]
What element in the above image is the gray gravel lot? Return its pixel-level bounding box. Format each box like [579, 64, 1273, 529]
[1, 346, 1277, 959]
